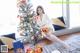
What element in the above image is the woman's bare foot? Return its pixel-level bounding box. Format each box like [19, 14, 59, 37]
[61, 42, 70, 49]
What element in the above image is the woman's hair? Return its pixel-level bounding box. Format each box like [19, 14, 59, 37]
[36, 5, 45, 15]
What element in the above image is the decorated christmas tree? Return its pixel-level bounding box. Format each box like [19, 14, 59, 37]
[17, 0, 40, 45]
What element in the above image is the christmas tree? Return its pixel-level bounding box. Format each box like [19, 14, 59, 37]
[17, 0, 40, 45]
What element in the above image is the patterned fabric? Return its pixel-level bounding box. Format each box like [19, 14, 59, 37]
[52, 16, 66, 31]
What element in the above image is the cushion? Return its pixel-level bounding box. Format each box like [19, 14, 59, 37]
[52, 16, 66, 31]
[0, 33, 16, 49]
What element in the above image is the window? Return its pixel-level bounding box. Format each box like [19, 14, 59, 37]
[0, 0, 18, 35]
[69, 0, 80, 28]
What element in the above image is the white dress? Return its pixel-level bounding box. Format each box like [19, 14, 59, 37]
[34, 14, 54, 32]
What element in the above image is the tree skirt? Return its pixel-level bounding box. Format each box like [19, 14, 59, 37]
[43, 35, 80, 53]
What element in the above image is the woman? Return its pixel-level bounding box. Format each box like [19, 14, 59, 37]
[34, 5, 69, 48]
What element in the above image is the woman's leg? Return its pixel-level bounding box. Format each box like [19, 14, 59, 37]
[42, 32, 70, 48]
[40, 26, 70, 48]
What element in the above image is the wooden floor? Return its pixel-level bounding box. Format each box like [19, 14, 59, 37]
[8, 32, 80, 53]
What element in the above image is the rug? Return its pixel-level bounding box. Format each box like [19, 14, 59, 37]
[43, 35, 80, 53]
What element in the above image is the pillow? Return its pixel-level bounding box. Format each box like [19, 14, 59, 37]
[52, 16, 66, 31]
[0, 33, 16, 49]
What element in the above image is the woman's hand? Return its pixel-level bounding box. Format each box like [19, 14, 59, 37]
[40, 25, 50, 34]
[40, 25, 53, 39]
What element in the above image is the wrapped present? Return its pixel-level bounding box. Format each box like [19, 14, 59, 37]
[13, 41, 24, 53]
[27, 48, 34, 53]
[16, 48, 23, 53]
[35, 45, 43, 53]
